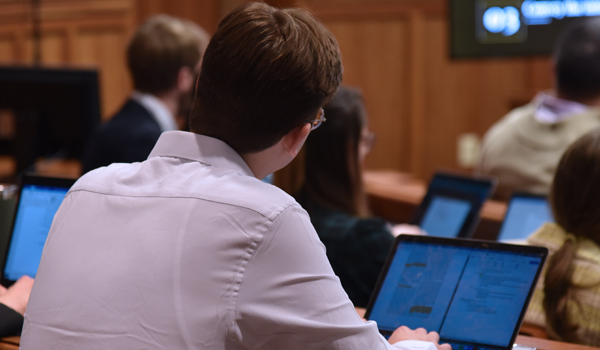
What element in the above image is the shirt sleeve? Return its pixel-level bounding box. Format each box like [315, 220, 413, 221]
[393, 340, 439, 350]
[231, 204, 436, 350]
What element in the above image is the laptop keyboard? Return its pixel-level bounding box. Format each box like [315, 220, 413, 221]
[448, 343, 501, 350]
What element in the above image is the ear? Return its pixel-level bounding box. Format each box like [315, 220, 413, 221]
[177, 66, 195, 92]
[283, 123, 312, 158]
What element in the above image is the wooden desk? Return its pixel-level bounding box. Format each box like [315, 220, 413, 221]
[364, 170, 507, 240]
[353, 307, 600, 350]
[515, 336, 600, 350]
[4, 332, 598, 350]
[0, 336, 18, 350]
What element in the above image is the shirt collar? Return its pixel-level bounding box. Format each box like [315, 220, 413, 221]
[149, 130, 255, 177]
[131, 91, 178, 132]
[533, 91, 588, 124]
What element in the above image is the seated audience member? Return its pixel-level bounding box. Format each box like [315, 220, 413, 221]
[298, 86, 413, 308]
[524, 128, 600, 346]
[82, 15, 210, 173]
[478, 18, 600, 200]
[0, 276, 34, 338]
[20, 3, 448, 350]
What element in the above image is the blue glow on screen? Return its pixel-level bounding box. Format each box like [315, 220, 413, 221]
[4, 185, 69, 281]
[483, 6, 522, 35]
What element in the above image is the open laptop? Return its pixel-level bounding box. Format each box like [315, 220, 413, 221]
[365, 234, 548, 350]
[1, 174, 76, 286]
[496, 193, 553, 242]
[410, 172, 497, 238]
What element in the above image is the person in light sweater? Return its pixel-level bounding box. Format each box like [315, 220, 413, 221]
[478, 18, 600, 200]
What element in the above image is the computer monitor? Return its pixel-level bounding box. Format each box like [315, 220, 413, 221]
[450, 0, 600, 58]
[0, 66, 101, 177]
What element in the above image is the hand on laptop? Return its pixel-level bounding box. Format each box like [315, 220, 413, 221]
[389, 326, 451, 350]
[0, 275, 34, 315]
[391, 224, 426, 237]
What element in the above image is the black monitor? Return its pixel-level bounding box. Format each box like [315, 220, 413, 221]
[0, 66, 101, 177]
[450, 0, 600, 58]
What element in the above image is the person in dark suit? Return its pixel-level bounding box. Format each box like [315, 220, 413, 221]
[82, 15, 210, 173]
[0, 276, 33, 338]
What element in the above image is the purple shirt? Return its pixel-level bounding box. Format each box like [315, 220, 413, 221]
[21, 131, 435, 350]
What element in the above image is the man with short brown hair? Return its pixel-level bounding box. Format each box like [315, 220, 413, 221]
[82, 14, 210, 173]
[22, 3, 447, 350]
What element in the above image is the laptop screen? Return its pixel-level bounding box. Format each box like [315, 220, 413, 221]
[410, 173, 496, 238]
[366, 236, 547, 350]
[419, 196, 472, 238]
[3, 180, 71, 282]
[497, 194, 553, 242]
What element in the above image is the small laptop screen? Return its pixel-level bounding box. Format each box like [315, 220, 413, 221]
[497, 195, 553, 242]
[3, 184, 70, 281]
[368, 239, 545, 348]
[420, 196, 472, 238]
[411, 173, 496, 238]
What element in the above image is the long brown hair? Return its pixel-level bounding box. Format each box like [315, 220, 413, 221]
[544, 127, 600, 341]
[301, 86, 369, 217]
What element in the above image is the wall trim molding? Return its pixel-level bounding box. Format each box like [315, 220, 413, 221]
[303, 0, 445, 20]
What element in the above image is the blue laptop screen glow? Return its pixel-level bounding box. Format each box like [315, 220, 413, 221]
[412, 173, 495, 238]
[498, 196, 553, 242]
[420, 196, 472, 238]
[369, 242, 542, 347]
[4, 184, 69, 281]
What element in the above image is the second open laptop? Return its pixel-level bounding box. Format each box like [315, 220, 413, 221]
[409, 172, 497, 238]
[496, 192, 553, 242]
[1, 174, 76, 287]
[365, 234, 548, 350]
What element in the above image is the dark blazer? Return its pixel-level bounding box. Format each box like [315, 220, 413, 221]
[82, 99, 162, 173]
[0, 303, 23, 337]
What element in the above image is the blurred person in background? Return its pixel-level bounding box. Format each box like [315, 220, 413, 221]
[297, 86, 420, 308]
[82, 15, 210, 173]
[478, 18, 600, 200]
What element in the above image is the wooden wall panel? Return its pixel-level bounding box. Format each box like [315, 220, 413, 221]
[420, 17, 532, 176]
[76, 28, 131, 119]
[326, 19, 411, 171]
[0, 0, 136, 120]
[0, 36, 16, 63]
[0, 0, 556, 182]
[25, 31, 67, 64]
[305, 0, 554, 180]
[136, 0, 222, 34]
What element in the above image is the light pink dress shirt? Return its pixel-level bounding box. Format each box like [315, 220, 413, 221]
[20, 131, 435, 350]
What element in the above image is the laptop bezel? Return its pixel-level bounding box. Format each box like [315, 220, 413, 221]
[0, 173, 76, 287]
[365, 234, 548, 350]
[409, 172, 497, 239]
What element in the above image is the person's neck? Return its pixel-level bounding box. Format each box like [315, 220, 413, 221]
[241, 148, 279, 180]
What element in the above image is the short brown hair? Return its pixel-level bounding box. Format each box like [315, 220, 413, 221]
[190, 2, 342, 154]
[127, 15, 210, 94]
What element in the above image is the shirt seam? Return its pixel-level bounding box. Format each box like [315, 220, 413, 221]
[67, 188, 292, 221]
[227, 204, 298, 344]
[146, 154, 254, 177]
